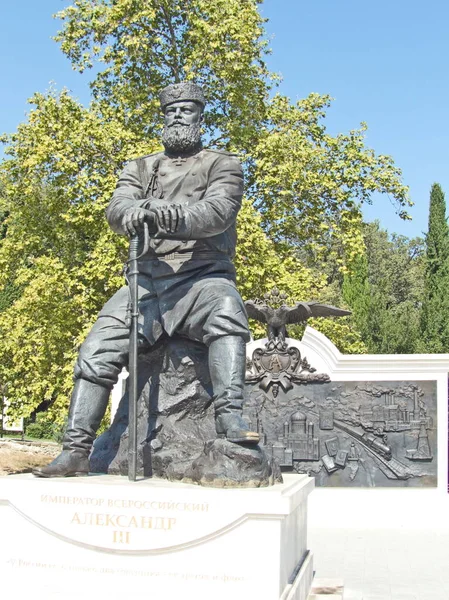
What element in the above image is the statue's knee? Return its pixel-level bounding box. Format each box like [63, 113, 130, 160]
[202, 296, 250, 347]
[74, 346, 121, 388]
[74, 355, 100, 382]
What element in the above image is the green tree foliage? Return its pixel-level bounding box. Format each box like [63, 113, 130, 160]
[343, 221, 424, 353]
[54, 0, 274, 150]
[0, 200, 20, 311]
[342, 253, 371, 339]
[0, 208, 7, 240]
[54, 0, 411, 263]
[0, 93, 156, 421]
[0, 0, 410, 421]
[251, 95, 410, 267]
[420, 183, 449, 352]
[0, 282, 20, 313]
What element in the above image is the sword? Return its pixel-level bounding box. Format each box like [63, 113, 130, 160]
[125, 204, 180, 480]
[126, 222, 150, 482]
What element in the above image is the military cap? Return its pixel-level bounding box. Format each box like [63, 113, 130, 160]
[159, 81, 206, 110]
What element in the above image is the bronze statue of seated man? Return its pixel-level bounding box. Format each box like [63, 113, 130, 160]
[34, 81, 259, 478]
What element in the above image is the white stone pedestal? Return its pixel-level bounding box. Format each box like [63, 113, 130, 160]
[0, 473, 314, 600]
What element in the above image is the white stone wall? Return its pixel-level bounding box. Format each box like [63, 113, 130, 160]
[110, 368, 129, 423]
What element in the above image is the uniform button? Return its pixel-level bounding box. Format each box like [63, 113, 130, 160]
[160, 172, 166, 176]
[191, 172, 196, 176]
[187, 192, 193, 197]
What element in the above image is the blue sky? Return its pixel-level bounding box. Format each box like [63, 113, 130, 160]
[1, 0, 448, 238]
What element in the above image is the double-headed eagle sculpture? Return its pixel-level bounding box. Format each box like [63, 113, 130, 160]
[245, 289, 351, 345]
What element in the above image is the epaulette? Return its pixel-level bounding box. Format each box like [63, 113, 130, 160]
[204, 148, 239, 157]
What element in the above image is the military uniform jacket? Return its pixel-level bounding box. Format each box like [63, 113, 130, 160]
[100, 148, 249, 344]
[106, 147, 244, 258]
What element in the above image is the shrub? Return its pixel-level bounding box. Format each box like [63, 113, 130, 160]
[25, 412, 64, 441]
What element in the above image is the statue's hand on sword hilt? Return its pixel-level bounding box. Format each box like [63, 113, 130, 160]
[124, 209, 155, 328]
[123, 203, 184, 238]
[124, 203, 185, 327]
[123, 208, 157, 238]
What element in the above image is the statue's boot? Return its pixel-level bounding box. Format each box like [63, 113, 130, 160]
[32, 379, 110, 478]
[209, 336, 259, 444]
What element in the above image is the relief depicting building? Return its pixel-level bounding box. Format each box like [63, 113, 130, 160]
[243, 377, 437, 487]
[271, 411, 320, 467]
[359, 390, 433, 434]
[243, 289, 438, 488]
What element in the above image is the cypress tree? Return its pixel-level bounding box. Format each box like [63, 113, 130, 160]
[420, 183, 449, 352]
[342, 253, 372, 341]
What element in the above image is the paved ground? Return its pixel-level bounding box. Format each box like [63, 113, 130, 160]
[310, 527, 449, 600]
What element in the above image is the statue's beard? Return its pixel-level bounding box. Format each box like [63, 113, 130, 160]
[162, 122, 202, 155]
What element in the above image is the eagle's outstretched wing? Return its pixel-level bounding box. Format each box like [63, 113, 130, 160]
[244, 300, 270, 324]
[286, 301, 351, 324]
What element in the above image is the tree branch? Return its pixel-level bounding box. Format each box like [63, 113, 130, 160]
[158, 1, 182, 82]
